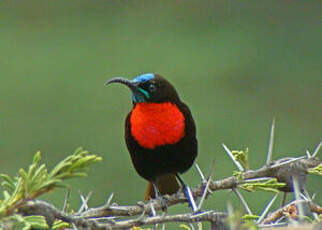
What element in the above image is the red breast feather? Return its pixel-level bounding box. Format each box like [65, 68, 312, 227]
[130, 102, 185, 149]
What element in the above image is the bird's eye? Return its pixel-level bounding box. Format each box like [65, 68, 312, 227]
[149, 83, 157, 92]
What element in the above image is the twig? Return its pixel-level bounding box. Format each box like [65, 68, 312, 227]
[75, 157, 319, 218]
[262, 200, 322, 224]
[12, 147, 320, 229]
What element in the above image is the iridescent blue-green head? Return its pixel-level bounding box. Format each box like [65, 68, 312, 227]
[105, 73, 180, 104]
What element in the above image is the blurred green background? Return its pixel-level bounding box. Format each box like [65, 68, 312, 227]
[1, 0, 321, 219]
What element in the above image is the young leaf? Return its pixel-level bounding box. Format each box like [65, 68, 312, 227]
[308, 164, 322, 176]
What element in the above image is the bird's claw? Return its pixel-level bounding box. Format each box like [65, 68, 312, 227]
[137, 201, 145, 207]
[155, 196, 168, 212]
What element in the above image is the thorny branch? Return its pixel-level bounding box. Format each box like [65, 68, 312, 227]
[16, 155, 320, 229]
[3, 123, 321, 229]
[21, 201, 227, 230]
[262, 200, 322, 224]
[78, 157, 320, 218]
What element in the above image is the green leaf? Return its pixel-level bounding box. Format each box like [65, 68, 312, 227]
[3, 190, 11, 201]
[19, 169, 28, 181]
[7, 177, 24, 205]
[3, 214, 48, 230]
[308, 164, 322, 176]
[179, 224, 192, 230]
[23, 215, 48, 229]
[0, 174, 15, 191]
[233, 170, 243, 180]
[33, 151, 41, 164]
[239, 178, 285, 193]
[31, 165, 47, 182]
[232, 147, 249, 170]
[0, 147, 102, 219]
[52, 220, 70, 229]
[242, 214, 259, 220]
[48, 162, 73, 178]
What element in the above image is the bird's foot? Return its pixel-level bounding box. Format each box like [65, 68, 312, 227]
[155, 196, 168, 212]
[137, 201, 145, 207]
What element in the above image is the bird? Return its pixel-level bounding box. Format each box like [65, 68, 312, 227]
[105, 73, 198, 211]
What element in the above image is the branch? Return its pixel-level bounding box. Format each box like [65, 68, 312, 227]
[19, 200, 228, 230]
[2, 133, 320, 229]
[80, 156, 320, 218]
[13, 154, 319, 229]
[262, 200, 322, 224]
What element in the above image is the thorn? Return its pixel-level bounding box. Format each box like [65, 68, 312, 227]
[244, 177, 273, 183]
[257, 193, 278, 224]
[189, 223, 195, 230]
[197, 170, 213, 211]
[227, 202, 237, 230]
[195, 163, 206, 182]
[306, 150, 311, 159]
[233, 188, 252, 215]
[303, 189, 311, 201]
[152, 223, 158, 230]
[134, 208, 146, 222]
[205, 159, 215, 194]
[109, 206, 129, 211]
[192, 210, 212, 218]
[312, 141, 322, 157]
[77, 191, 92, 213]
[186, 186, 198, 212]
[312, 212, 319, 221]
[106, 193, 114, 206]
[62, 189, 70, 212]
[259, 223, 287, 228]
[176, 174, 198, 212]
[222, 143, 244, 171]
[271, 156, 305, 169]
[292, 177, 305, 219]
[275, 216, 285, 224]
[311, 193, 316, 201]
[72, 223, 78, 230]
[206, 159, 215, 178]
[150, 202, 156, 217]
[300, 193, 310, 201]
[266, 118, 275, 166]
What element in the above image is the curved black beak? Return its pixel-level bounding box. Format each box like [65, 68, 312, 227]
[104, 77, 138, 92]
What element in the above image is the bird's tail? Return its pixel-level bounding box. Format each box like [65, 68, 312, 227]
[144, 174, 180, 200]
